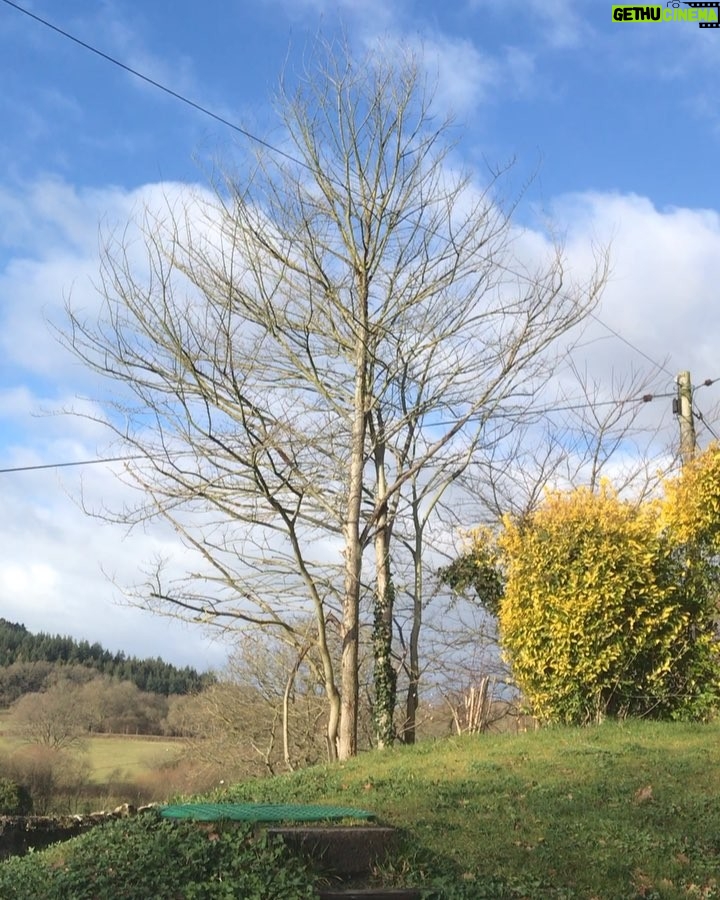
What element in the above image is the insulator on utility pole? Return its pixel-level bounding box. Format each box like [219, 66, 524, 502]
[676, 370, 696, 466]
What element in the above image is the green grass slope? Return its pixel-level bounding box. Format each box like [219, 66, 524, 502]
[3, 720, 720, 898]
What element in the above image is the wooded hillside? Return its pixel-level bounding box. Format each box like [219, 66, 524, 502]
[0, 619, 214, 705]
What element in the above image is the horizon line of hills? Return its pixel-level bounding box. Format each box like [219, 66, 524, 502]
[0, 618, 216, 702]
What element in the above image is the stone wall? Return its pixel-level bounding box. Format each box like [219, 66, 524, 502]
[0, 804, 154, 859]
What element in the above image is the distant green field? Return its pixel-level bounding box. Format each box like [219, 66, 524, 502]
[0, 730, 184, 784]
[81, 735, 185, 783]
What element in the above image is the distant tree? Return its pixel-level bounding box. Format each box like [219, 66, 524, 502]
[78, 678, 169, 734]
[165, 626, 357, 776]
[1, 746, 91, 816]
[0, 661, 55, 707]
[0, 620, 31, 667]
[0, 619, 212, 699]
[8, 684, 89, 750]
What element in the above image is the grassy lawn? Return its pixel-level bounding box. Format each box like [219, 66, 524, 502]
[206, 719, 720, 898]
[3, 720, 720, 897]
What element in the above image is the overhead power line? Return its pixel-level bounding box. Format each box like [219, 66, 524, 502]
[693, 405, 720, 441]
[587, 312, 675, 379]
[1, 0, 685, 430]
[0, 456, 138, 475]
[554, 391, 674, 413]
[13, 388, 668, 475]
[0, 389, 673, 475]
[690, 380, 720, 441]
[0, 0, 305, 169]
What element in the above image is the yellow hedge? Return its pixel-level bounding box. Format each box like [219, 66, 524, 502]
[493, 480, 718, 724]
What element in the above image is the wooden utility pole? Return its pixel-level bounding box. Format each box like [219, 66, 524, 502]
[676, 370, 696, 466]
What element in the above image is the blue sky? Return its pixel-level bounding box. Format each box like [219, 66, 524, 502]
[1, 0, 719, 670]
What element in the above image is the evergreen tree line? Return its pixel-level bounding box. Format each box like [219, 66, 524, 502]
[0, 619, 215, 704]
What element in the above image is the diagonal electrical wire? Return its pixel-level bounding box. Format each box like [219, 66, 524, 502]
[693, 405, 720, 441]
[0, 456, 141, 474]
[1, 0, 683, 427]
[0, 0, 306, 169]
[587, 312, 675, 379]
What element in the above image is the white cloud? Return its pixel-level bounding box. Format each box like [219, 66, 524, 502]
[0, 385, 208, 667]
[469, 0, 590, 49]
[0, 454, 229, 670]
[0, 177, 232, 670]
[3, 169, 720, 666]
[527, 191, 720, 472]
[261, 0, 396, 26]
[0, 562, 58, 596]
[414, 34, 501, 114]
[361, 33, 538, 120]
[555, 192, 720, 380]
[0, 179, 210, 383]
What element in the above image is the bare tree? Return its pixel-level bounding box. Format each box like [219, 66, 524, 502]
[223, 627, 332, 773]
[8, 685, 88, 751]
[62, 41, 607, 760]
[166, 631, 331, 777]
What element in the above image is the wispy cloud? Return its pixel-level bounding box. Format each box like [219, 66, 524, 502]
[414, 34, 501, 114]
[552, 191, 720, 385]
[260, 0, 397, 27]
[362, 32, 539, 120]
[469, 0, 591, 49]
[75, 1, 200, 99]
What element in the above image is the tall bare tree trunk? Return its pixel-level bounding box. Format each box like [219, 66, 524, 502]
[339, 339, 368, 761]
[402, 505, 423, 744]
[373, 429, 396, 748]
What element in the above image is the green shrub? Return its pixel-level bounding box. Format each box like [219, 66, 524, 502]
[0, 777, 33, 815]
[0, 810, 317, 899]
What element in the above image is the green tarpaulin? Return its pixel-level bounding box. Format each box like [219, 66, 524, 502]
[160, 803, 375, 823]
